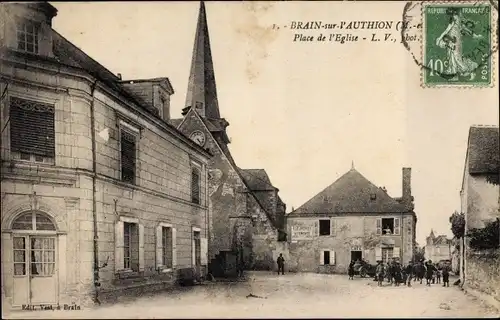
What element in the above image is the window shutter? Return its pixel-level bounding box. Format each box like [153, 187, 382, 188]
[375, 247, 382, 261]
[330, 250, 336, 265]
[394, 218, 401, 235]
[201, 238, 208, 265]
[156, 226, 163, 269]
[9, 97, 55, 157]
[319, 251, 324, 265]
[139, 224, 145, 272]
[393, 247, 401, 259]
[314, 221, 319, 236]
[191, 169, 200, 204]
[115, 221, 124, 271]
[192, 237, 196, 266]
[172, 228, 177, 268]
[376, 218, 382, 235]
[120, 130, 136, 183]
[330, 218, 336, 236]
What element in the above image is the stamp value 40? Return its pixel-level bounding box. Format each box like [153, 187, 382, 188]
[422, 1, 495, 87]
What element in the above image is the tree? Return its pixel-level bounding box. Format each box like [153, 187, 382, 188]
[449, 211, 465, 239]
[469, 218, 500, 250]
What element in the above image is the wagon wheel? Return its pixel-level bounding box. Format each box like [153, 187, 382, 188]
[360, 268, 367, 278]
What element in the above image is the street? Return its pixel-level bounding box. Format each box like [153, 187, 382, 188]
[4, 271, 499, 319]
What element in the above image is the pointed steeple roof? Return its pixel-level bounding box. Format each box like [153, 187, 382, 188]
[429, 229, 436, 239]
[184, 1, 220, 119]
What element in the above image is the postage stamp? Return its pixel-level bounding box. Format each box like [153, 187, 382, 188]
[422, 1, 495, 87]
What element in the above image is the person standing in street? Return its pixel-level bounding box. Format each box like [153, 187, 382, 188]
[277, 253, 285, 275]
[405, 262, 414, 287]
[425, 260, 436, 286]
[348, 260, 355, 280]
[442, 262, 451, 287]
[376, 260, 385, 287]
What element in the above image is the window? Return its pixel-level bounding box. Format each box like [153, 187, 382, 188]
[377, 217, 401, 236]
[193, 230, 201, 266]
[320, 250, 336, 265]
[16, 19, 39, 54]
[191, 168, 201, 204]
[382, 247, 394, 264]
[120, 129, 137, 184]
[162, 226, 173, 268]
[10, 97, 55, 163]
[319, 219, 330, 236]
[11, 211, 56, 231]
[158, 96, 165, 118]
[123, 222, 139, 271]
[323, 250, 330, 265]
[156, 223, 176, 271]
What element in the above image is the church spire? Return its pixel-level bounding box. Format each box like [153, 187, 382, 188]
[183, 1, 221, 119]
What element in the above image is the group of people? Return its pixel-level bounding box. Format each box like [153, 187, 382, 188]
[374, 258, 452, 287]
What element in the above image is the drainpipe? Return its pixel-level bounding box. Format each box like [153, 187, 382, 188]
[205, 164, 209, 266]
[89, 79, 101, 304]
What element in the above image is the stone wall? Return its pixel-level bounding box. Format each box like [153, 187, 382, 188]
[465, 249, 500, 305]
[287, 214, 415, 273]
[466, 175, 500, 229]
[177, 111, 244, 259]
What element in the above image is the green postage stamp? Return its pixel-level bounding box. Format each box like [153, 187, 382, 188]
[422, 2, 494, 87]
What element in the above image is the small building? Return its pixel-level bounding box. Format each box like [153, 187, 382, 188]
[459, 125, 499, 303]
[286, 165, 417, 273]
[171, 2, 286, 276]
[424, 230, 452, 263]
[1, 2, 211, 309]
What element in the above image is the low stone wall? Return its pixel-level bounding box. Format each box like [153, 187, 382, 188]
[466, 249, 500, 307]
[252, 236, 289, 271]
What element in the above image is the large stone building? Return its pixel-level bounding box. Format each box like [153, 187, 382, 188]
[286, 165, 417, 273]
[459, 125, 499, 305]
[424, 230, 452, 263]
[1, 2, 211, 309]
[171, 2, 286, 276]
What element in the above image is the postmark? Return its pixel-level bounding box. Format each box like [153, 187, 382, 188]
[401, 0, 498, 88]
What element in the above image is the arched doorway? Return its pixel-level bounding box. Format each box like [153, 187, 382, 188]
[10, 211, 58, 307]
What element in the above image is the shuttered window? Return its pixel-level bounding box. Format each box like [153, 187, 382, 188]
[120, 130, 136, 184]
[10, 97, 55, 159]
[191, 168, 200, 204]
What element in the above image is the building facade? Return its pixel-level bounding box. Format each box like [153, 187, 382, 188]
[424, 230, 452, 263]
[286, 166, 417, 273]
[459, 125, 499, 303]
[171, 2, 286, 275]
[1, 2, 211, 309]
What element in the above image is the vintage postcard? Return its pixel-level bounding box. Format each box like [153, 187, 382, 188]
[1, 0, 499, 319]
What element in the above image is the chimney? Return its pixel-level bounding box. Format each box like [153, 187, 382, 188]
[117, 73, 122, 80]
[402, 167, 412, 201]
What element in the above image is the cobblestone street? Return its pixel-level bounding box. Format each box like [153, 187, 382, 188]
[4, 272, 499, 319]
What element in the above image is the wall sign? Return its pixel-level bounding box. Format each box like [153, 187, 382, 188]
[291, 221, 315, 240]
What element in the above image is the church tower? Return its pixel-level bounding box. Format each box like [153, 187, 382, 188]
[182, 1, 230, 145]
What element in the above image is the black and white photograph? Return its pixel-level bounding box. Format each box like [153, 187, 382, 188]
[1, 1, 499, 318]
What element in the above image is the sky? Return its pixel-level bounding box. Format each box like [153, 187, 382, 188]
[50, 1, 499, 245]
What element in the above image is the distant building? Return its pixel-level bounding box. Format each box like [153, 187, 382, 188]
[424, 230, 452, 263]
[459, 125, 499, 302]
[286, 165, 417, 273]
[171, 2, 286, 276]
[1, 2, 210, 309]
